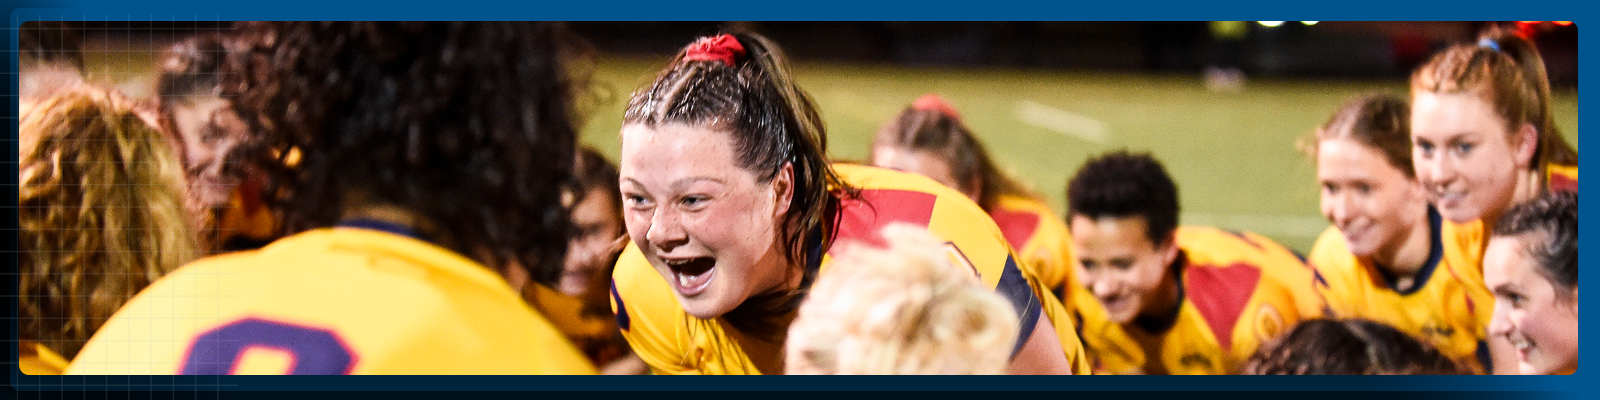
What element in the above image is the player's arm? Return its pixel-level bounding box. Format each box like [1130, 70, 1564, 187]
[1008, 313, 1073, 374]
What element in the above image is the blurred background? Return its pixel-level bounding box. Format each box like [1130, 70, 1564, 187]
[61, 21, 1579, 253]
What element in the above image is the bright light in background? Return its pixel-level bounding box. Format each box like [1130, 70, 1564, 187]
[1302, 21, 1319, 26]
[1258, 21, 1285, 27]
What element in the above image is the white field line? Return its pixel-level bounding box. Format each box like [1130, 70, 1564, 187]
[1014, 100, 1109, 144]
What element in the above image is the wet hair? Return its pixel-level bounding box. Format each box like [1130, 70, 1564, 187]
[1411, 29, 1578, 173]
[1491, 192, 1577, 297]
[223, 22, 592, 286]
[623, 32, 847, 269]
[622, 33, 851, 334]
[574, 146, 621, 223]
[18, 21, 84, 72]
[1305, 94, 1415, 178]
[1066, 151, 1180, 246]
[787, 223, 1018, 375]
[874, 95, 1037, 211]
[18, 88, 198, 359]
[1242, 319, 1469, 375]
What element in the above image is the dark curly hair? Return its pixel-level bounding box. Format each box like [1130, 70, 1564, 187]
[223, 22, 593, 286]
[1491, 191, 1578, 297]
[1066, 151, 1180, 246]
[1243, 318, 1468, 375]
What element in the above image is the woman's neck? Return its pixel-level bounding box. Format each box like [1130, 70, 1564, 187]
[1372, 209, 1433, 291]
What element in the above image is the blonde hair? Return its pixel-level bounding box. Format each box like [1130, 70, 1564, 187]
[18, 87, 198, 360]
[786, 223, 1019, 375]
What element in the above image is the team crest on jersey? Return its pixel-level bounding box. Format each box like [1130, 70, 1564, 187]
[1254, 303, 1285, 343]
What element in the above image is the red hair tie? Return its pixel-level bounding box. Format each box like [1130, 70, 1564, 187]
[912, 94, 962, 122]
[683, 34, 746, 67]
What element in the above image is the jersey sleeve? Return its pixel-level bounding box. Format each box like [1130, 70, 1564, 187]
[610, 243, 699, 375]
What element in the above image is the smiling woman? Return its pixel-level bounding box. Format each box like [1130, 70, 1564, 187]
[1303, 94, 1496, 374]
[609, 32, 1088, 375]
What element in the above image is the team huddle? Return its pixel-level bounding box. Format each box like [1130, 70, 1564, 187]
[16, 22, 1577, 375]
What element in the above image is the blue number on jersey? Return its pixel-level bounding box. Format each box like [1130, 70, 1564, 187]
[179, 318, 356, 375]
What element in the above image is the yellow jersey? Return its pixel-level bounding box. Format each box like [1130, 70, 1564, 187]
[1308, 207, 1493, 373]
[1076, 227, 1323, 374]
[989, 194, 1078, 299]
[610, 163, 1087, 374]
[66, 227, 596, 375]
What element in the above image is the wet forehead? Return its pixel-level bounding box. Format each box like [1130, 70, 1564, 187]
[619, 123, 743, 184]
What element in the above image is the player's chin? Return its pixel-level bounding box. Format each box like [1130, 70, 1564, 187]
[676, 285, 738, 320]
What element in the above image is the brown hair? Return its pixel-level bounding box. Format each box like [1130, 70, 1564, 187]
[18, 88, 198, 359]
[1491, 191, 1578, 298]
[1304, 94, 1415, 178]
[1410, 29, 1578, 174]
[1242, 319, 1469, 375]
[874, 95, 1037, 211]
[622, 33, 851, 332]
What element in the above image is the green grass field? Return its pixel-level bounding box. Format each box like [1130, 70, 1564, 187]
[579, 56, 1579, 253]
[86, 50, 1578, 253]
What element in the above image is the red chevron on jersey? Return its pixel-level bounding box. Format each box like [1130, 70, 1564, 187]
[1186, 262, 1261, 351]
[829, 189, 937, 250]
[989, 208, 1041, 251]
[1550, 173, 1577, 193]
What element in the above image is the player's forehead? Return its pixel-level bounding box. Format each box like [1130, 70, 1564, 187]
[1070, 214, 1157, 256]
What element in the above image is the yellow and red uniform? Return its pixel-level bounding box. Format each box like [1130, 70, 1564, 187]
[1309, 207, 1494, 373]
[988, 194, 1078, 300]
[1076, 227, 1323, 375]
[67, 228, 596, 375]
[1545, 163, 1578, 194]
[610, 164, 1088, 374]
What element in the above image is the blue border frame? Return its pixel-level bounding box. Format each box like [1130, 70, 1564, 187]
[4, 0, 1591, 397]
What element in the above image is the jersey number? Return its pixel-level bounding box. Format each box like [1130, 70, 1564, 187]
[179, 318, 357, 375]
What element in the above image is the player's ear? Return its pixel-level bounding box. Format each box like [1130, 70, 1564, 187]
[1512, 122, 1538, 169]
[1157, 230, 1180, 266]
[772, 162, 794, 217]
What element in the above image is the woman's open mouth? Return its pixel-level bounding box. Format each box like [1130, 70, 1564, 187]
[665, 257, 716, 296]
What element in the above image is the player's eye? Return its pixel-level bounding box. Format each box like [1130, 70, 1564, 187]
[1354, 183, 1371, 194]
[624, 194, 652, 209]
[1415, 142, 1435, 157]
[1453, 142, 1474, 156]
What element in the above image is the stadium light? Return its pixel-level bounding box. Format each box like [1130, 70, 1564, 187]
[1258, 21, 1285, 27]
[1302, 21, 1318, 26]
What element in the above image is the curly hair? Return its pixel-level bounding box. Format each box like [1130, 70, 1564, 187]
[1491, 191, 1577, 296]
[18, 88, 198, 360]
[1242, 319, 1468, 375]
[874, 94, 1037, 211]
[222, 22, 593, 286]
[787, 223, 1019, 375]
[1066, 151, 1180, 246]
[1411, 29, 1578, 172]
